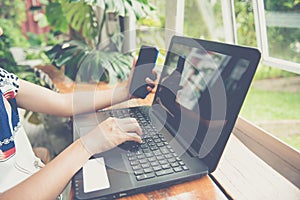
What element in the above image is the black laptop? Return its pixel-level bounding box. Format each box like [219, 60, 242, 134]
[72, 36, 261, 199]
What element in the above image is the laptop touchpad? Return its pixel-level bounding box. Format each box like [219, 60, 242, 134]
[83, 157, 110, 193]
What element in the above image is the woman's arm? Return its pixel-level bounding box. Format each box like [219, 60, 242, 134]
[16, 79, 130, 117]
[0, 117, 142, 200]
[16, 68, 155, 117]
[0, 139, 89, 200]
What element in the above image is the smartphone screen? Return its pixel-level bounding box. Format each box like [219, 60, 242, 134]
[129, 45, 159, 98]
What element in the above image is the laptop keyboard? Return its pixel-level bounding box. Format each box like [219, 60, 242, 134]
[106, 108, 189, 181]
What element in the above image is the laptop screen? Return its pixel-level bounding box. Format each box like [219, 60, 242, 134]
[151, 36, 260, 169]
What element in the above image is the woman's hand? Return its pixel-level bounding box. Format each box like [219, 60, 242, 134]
[125, 62, 158, 99]
[145, 75, 157, 92]
[80, 117, 142, 155]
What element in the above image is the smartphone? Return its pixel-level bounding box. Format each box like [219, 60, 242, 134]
[129, 45, 159, 98]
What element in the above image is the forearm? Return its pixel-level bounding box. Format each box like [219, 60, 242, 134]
[0, 139, 90, 200]
[17, 80, 130, 117]
[71, 84, 130, 116]
[0, 116, 143, 200]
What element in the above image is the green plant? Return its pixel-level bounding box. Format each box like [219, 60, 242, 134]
[41, 0, 154, 83]
[0, 35, 51, 86]
[0, 1, 29, 48]
[26, 32, 63, 47]
[0, 34, 17, 69]
[0, 34, 55, 124]
[0, 0, 55, 70]
[0, 0, 29, 65]
[0, 1, 57, 125]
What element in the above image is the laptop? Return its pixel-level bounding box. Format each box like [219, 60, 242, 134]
[72, 35, 261, 199]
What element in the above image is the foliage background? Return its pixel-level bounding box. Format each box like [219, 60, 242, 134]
[42, 0, 154, 83]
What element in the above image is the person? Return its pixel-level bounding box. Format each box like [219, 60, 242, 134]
[0, 26, 156, 199]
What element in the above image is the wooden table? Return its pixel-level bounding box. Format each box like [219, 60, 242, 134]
[118, 177, 227, 200]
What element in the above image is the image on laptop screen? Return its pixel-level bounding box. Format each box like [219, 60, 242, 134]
[151, 38, 254, 161]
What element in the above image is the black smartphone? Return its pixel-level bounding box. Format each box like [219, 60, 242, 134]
[129, 45, 159, 98]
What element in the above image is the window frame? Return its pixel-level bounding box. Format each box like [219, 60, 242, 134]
[252, 0, 300, 74]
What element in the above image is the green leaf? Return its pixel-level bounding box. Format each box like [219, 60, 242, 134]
[55, 48, 76, 66]
[70, 51, 89, 80]
[110, 32, 124, 52]
[45, 2, 69, 33]
[96, 53, 115, 82]
[45, 44, 63, 61]
[62, 0, 98, 43]
[102, 51, 132, 82]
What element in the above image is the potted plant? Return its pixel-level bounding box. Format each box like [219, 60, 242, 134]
[38, 0, 154, 84]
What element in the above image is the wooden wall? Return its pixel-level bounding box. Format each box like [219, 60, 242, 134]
[21, 0, 50, 36]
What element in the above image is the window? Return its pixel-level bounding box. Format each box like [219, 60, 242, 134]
[181, 0, 300, 150]
[240, 70, 300, 150]
[253, 0, 300, 73]
[234, 0, 300, 150]
[137, 0, 300, 150]
[183, 0, 225, 41]
[180, 0, 300, 188]
[134, 0, 166, 71]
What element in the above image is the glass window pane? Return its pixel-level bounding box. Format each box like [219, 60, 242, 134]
[264, 0, 300, 64]
[135, 0, 166, 67]
[184, 0, 225, 41]
[234, 0, 257, 47]
[240, 68, 300, 150]
[136, 0, 165, 48]
[235, 0, 300, 150]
